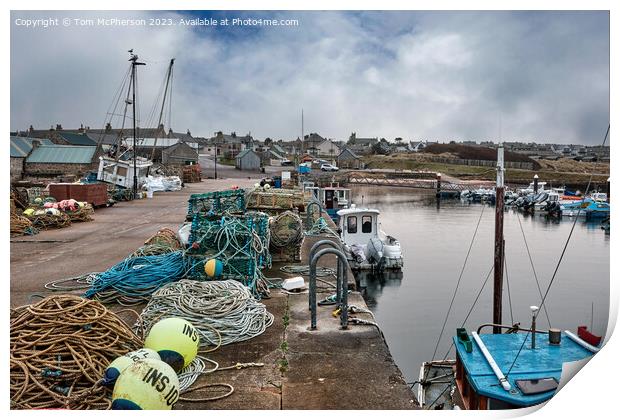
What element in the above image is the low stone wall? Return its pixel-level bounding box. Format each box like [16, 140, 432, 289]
[24, 162, 96, 177]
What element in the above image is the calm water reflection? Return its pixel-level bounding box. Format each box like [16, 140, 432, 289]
[350, 186, 610, 382]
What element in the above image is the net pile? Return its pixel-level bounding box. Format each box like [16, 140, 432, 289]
[26, 212, 72, 230]
[10, 212, 38, 237]
[10, 295, 142, 409]
[66, 203, 95, 222]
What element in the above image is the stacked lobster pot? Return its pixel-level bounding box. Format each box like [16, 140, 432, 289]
[269, 210, 304, 263]
[184, 189, 271, 297]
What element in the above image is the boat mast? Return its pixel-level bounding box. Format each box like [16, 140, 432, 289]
[129, 50, 146, 199]
[150, 58, 175, 162]
[493, 143, 505, 333]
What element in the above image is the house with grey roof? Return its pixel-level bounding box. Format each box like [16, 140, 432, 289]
[315, 138, 341, 158]
[337, 147, 363, 169]
[235, 149, 261, 171]
[208, 131, 251, 159]
[347, 132, 379, 155]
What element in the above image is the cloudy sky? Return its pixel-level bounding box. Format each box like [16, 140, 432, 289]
[10, 10, 609, 144]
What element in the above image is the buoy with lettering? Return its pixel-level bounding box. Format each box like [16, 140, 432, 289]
[111, 358, 180, 410]
[143, 318, 199, 372]
[103, 348, 161, 386]
[204, 258, 224, 278]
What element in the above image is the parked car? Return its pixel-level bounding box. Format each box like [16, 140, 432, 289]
[321, 163, 339, 172]
[281, 159, 293, 166]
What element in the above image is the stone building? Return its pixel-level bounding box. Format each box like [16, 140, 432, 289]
[24, 144, 100, 177]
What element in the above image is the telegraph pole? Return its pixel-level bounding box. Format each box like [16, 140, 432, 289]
[129, 50, 145, 199]
[493, 143, 505, 333]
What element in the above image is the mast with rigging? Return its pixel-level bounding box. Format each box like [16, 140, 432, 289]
[492, 143, 505, 333]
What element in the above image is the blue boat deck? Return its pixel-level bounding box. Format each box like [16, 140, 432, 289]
[454, 332, 595, 407]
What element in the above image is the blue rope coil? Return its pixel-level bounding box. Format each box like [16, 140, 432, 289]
[84, 251, 195, 302]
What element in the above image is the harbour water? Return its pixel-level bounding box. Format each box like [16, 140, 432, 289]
[350, 186, 610, 383]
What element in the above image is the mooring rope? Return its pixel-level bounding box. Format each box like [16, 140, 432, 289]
[10, 295, 142, 410]
[135, 280, 274, 347]
[83, 251, 196, 305]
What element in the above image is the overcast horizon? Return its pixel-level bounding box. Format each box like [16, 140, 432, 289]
[10, 10, 610, 145]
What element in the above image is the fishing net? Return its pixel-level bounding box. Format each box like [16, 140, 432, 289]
[26, 212, 72, 230]
[186, 211, 271, 296]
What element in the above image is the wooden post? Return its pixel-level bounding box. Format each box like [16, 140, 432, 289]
[533, 174, 539, 194]
[436, 173, 442, 198]
[493, 144, 505, 334]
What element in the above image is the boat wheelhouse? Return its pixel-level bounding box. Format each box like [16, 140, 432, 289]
[304, 185, 351, 221]
[337, 206, 403, 270]
[97, 155, 153, 189]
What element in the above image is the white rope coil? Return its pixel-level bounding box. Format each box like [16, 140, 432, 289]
[135, 280, 274, 347]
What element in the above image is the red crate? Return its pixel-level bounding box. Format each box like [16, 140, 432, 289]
[49, 183, 108, 207]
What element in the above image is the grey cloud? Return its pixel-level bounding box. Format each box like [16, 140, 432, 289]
[11, 10, 609, 144]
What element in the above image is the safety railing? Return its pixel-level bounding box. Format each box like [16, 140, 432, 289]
[308, 245, 349, 330]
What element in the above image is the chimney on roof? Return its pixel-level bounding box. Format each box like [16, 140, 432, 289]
[168, 128, 173, 135]
[187, 129, 191, 136]
[56, 124, 63, 130]
[78, 123, 85, 133]
[105, 122, 112, 132]
[231, 132, 237, 138]
[28, 125, 34, 135]
[32, 139, 41, 150]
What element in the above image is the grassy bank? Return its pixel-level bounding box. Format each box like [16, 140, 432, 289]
[362, 153, 609, 188]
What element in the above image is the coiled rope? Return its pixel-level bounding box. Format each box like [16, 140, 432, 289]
[305, 217, 339, 238]
[135, 280, 274, 347]
[10, 295, 142, 409]
[84, 251, 195, 305]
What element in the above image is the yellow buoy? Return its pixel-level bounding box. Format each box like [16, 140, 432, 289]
[204, 258, 224, 278]
[112, 359, 180, 410]
[143, 318, 199, 372]
[104, 348, 161, 385]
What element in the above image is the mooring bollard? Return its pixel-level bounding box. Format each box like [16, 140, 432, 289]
[309, 248, 349, 330]
[533, 174, 539, 194]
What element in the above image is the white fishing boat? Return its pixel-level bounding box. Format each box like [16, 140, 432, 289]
[336, 206, 403, 271]
[97, 154, 153, 189]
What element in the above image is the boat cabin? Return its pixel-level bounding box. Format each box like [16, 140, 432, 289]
[591, 192, 608, 202]
[337, 207, 379, 247]
[305, 186, 351, 220]
[453, 330, 596, 409]
[97, 155, 153, 189]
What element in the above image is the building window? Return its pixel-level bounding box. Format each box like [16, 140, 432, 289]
[362, 216, 372, 233]
[347, 216, 357, 234]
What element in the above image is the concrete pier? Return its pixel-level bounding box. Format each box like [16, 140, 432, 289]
[10, 178, 418, 410]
